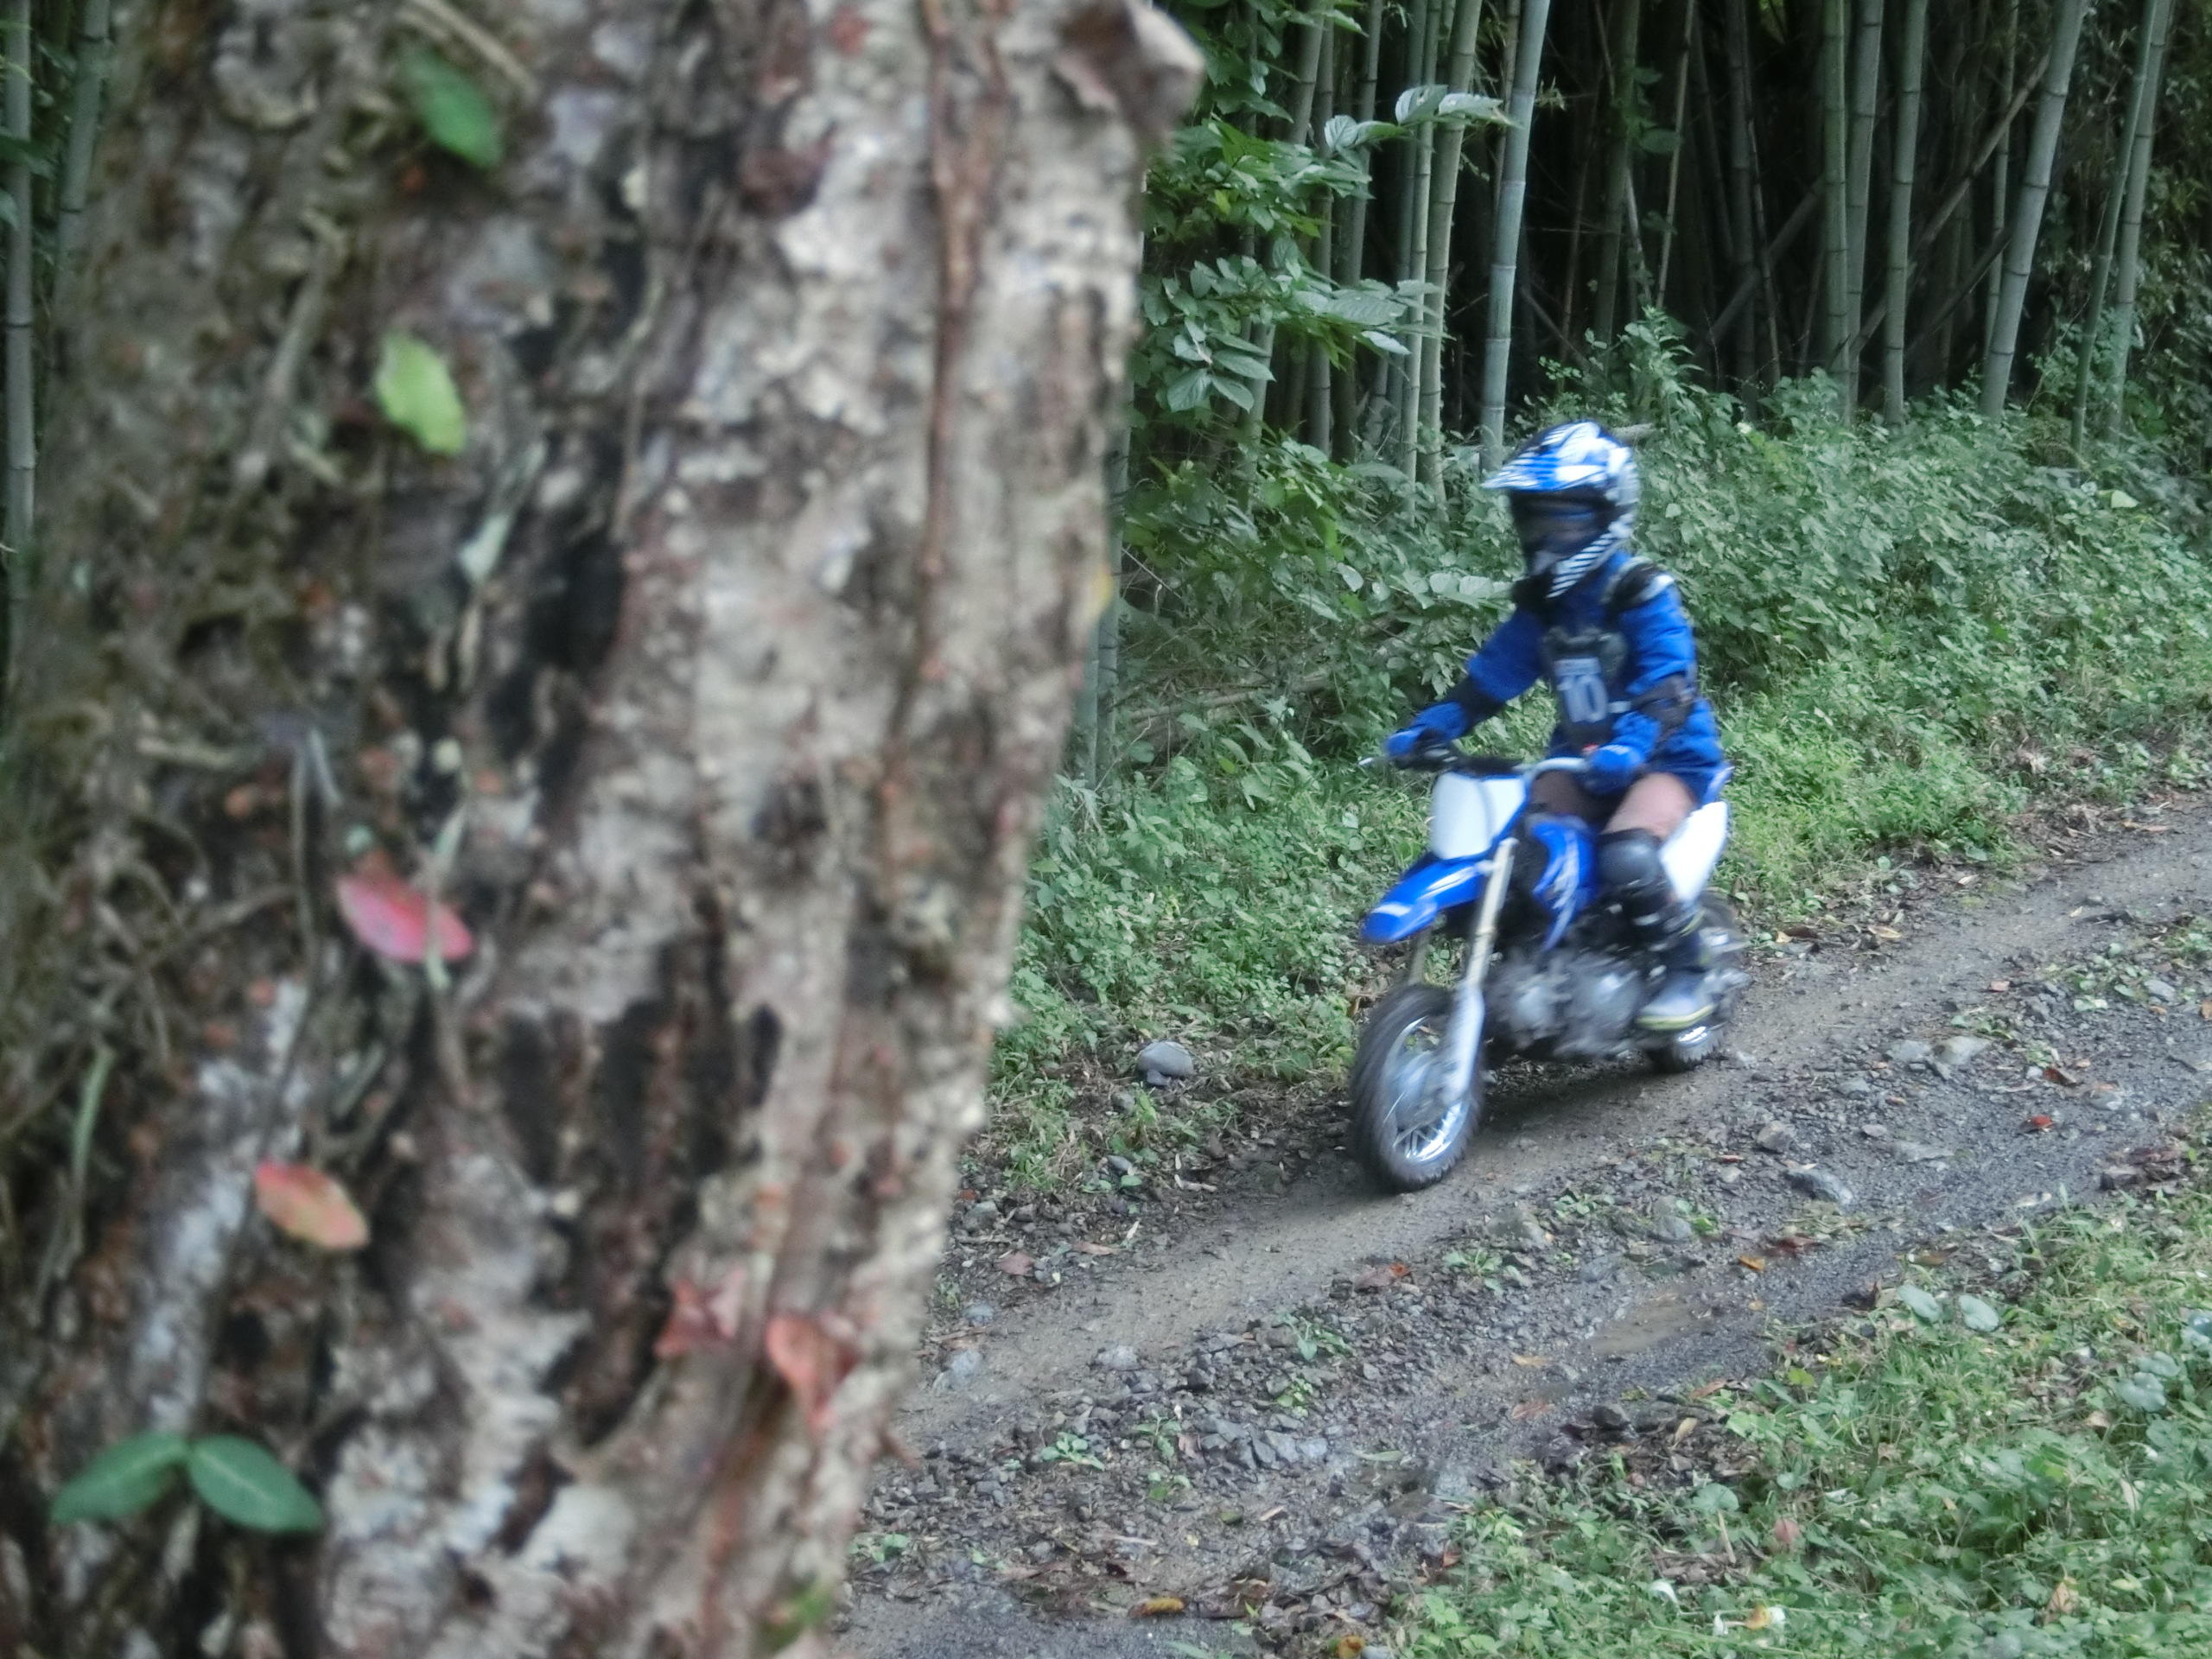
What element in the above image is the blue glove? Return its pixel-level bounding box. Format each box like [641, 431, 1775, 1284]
[1584, 742, 1644, 794]
[1385, 701, 1471, 760]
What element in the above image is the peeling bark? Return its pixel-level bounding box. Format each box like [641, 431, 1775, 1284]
[0, 0, 1196, 1653]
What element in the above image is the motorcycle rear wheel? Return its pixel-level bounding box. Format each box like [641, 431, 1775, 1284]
[1350, 983, 1481, 1192]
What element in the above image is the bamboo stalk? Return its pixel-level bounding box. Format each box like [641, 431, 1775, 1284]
[1980, 0, 2090, 417]
[1242, 0, 1333, 442]
[1721, 0, 1779, 378]
[2102, 0, 2176, 436]
[1841, 0, 1882, 410]
[1590, 0, 1645, 346]
[1653, 0, 1697, 306]
[54, 0, 113, 296]
[1820, 0, 1850, 401]
[1417, 0, 1488, 486]
[1310, 25, 1337, 455]
[1338, 0, 1382, 446]
[1880, 0, 1929, 423]
[1478, 0, 1553, 467]
[6, 0, 35, 567]
[1982, 0, 2019, 358]
[1397, 0, 1446, 479]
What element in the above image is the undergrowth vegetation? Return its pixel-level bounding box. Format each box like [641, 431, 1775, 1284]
[1395, 1162, 2212, 1656]
[997, 343, 2212, 1143]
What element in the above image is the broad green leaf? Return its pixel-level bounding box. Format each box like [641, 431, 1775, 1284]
[50, 1432, 189, 1525]
[1163, 370, 1213, 413]
[1957, 1294, 2001, 1332]
[1689, 1483, 1739, 1515]
[1437, 92, 1509, 125]
[397, 45, 504, 169]
[1897, 1285, 1943, 1322]
[187, 1436, 324, 1534]
[375, 332, 469, 456]
[2114, 1373, 2168, 1414]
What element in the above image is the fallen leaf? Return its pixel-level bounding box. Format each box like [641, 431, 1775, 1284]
[2086, 1409, 2112, 1429]
[1989, 979, 2012, 993]
[1509, 1399, 1552, 1422]
[765, 1311, 858, 1436]
[1672, 1417, 1698, 1445]
[1737, 1255, 1766, 1273]
[336, 871, 474, 964]
[1743, 1605, 1787, 1631]
[653, 1268, 747, 1358]
[1510, 1353, 1548, 1367]
[2025, 1114, 2056, 1133]
[2201, 1000, 2212, 1021]
[1074, 1242, 1117, 1256]
[2123, 821, 2171, 835]
[252, 1162, 369, 1250]
[996, 1251, 1034, 1277]
[1335, 1637, 1368, 1657]
[1770, 1517, 1802, 1551]
[1129, 1596, 1185, 1618]
[1867, 925, 1904, 943]
[2043, 1065, 2082, 1087]
[1769, 1233, 1815, 1256]
[2047, 1580, 2079, 1616]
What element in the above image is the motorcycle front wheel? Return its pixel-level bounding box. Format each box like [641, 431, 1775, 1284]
[1349, 983, 1481, 1192]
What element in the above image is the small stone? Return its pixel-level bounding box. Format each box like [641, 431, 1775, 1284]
[1752, 1122, 1795, 1155]
[1650, 1213, 1696, 1244]
[1893, 1141, 1951, 1164]
[1860, 1122, 1889, 1140]
[963, 1302, 997, 1325]
[1788, 1166, 1854, 1206]
[2100, 1165, 2145, 1191]
[1717, 1166, 1741, 1185]
[1267, 1431, 1300, 1464]
[1299, 1437, 1330, 1464]
[1094, 1344, 1141, 1372]
[1252, 1437, 1279, 1469]
[1104, 1154, 1135, 1177]
[1590, 1403, 1631, 1433]
[1932, 1036, 1991, 1067]
[2146, 979, 2180, 1005]
[1889, 1039, 1935, 1066]
[936, 1349, 983, 1389]
[1579, 1255, 1623, 1283]
[1137, 1039, 1197, 1084]
[1835, 1075, 1876, 1097]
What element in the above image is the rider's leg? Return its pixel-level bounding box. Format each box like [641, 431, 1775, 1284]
[1595, 773, 1714, 1032]
[1527, 770, 1600, 821]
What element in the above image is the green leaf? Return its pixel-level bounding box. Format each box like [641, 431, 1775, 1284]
[1689, 1483, 1739, 1515]
[375, 332, 469, 456]
[1957, 1294, 2002, 1333]
[2114, 1373, 2168, 1414]
[1163, 369, 1215, 413]
[187, 1436, 324, 1534]
[397, 45, 504, 169]
[1897, 1285, 1943, 1322]
[50, 1432, 189, 1525]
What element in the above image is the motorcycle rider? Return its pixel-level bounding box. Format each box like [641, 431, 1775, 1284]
[1384, 421, 1729, 1033]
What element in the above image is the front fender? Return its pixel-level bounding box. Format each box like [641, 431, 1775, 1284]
[1360, 855, 1489, 945]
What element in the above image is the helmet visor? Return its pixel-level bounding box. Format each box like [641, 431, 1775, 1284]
[1510, 494, 1607, 569]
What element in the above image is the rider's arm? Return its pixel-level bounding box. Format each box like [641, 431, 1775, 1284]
[1450, 607, 1545, 723]
[1608, 581, 1700, 760]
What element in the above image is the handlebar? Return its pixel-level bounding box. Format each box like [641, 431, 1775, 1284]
[1370, 744, 1593, 779]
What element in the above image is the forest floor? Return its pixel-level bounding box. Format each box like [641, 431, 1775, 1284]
[836, 787, 2212, 1659]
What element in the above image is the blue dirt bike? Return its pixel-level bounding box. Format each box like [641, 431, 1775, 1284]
[1348, 745, 1748, 1192]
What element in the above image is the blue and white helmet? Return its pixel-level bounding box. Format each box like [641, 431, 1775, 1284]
[1483, 420, 1640, 510]
[1483, 421, 1641, 597]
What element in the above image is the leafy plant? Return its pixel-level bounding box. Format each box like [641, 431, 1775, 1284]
[52, 1430, 322, 1533]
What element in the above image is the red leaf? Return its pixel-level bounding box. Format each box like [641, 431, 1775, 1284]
[1771, 1517, 1802, 1551]
[2026, 1115, 2055, 1133]
[253, 1162, 369, 1250]
[765, 1311, 858, 1436]
[997, 1251, 1035, 1277]
[336, 872, 474, 964]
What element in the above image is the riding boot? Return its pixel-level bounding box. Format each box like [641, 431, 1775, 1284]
[1596, 828, 1717, 1033]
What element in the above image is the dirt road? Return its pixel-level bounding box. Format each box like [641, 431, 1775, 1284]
[842, 801, 2212, 1658]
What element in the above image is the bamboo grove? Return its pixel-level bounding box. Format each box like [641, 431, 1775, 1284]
[1135, 0, 2211, 476]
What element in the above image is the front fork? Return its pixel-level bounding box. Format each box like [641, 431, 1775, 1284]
[1441, 837, 1516, 1107]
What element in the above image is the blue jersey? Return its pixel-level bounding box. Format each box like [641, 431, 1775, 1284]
[1459, 550, 1726, 787]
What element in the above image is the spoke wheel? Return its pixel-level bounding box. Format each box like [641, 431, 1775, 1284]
[1350, 983, 1482, 1192]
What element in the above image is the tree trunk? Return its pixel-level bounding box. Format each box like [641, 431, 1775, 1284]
[1397, 0, 1447, 478]
[1591, 0, 1646, 347]
[1479, 0, 1554, 466]
[2102, 0, 2176, 435]
[1982, 0, 2021, 359]
[1981, 0, 2090, 416]
[1419, 0, 1487, 486]
[1881, 0, 1929, 423]
[0, 3, 1193, 1656]
[1309, 25, 1337, 454]
[1338, 0, 1385, 445]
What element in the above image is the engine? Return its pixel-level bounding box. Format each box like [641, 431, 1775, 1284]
[1487, 943, 1649, 1059]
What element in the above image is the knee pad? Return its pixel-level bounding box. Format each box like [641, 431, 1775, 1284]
[1596, 828, 1668, 898]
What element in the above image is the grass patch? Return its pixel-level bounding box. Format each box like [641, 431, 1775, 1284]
[1395, 1169, 2212, 1657]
